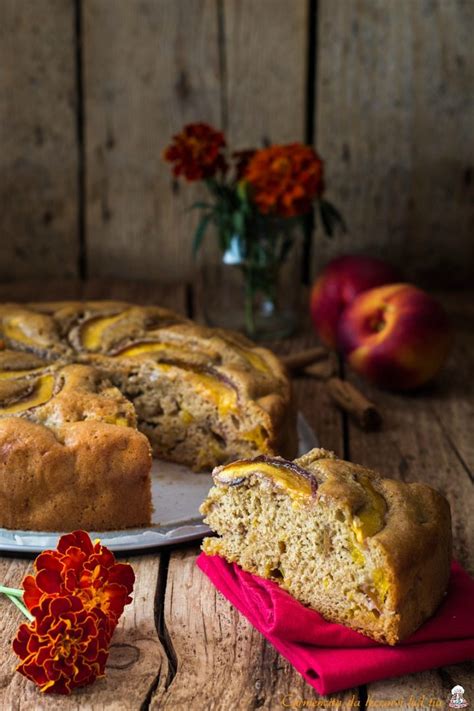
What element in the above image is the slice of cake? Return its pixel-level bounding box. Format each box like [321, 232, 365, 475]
[200, 448, 452, 645]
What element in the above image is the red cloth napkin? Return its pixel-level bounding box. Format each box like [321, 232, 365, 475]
[196, 553, 474, 695]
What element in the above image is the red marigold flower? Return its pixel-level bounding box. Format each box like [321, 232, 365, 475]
[23, 530, 134, 635]
[163, 122, 227, 181]
[13, 595, 109, 695]
[244, 143, 324, 218]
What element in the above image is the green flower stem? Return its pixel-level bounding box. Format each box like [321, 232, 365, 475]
[0, 584, 34, 621]
[0, 585, 23, 597]
[8, 595, 34, 621]
[2, 591, 35, 622]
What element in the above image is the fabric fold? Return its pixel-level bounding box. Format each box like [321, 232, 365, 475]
[196, 554, 474, 695]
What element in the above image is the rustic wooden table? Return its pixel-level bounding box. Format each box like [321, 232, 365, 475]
[0, 280, 472, 711]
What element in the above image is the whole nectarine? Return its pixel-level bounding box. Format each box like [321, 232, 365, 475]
[310, 256, 400, 348]
[337, 283, 452, 390]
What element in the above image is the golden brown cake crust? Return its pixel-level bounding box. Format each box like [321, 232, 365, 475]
[202, 448, 452, 645]
[0, 419, 152, 531]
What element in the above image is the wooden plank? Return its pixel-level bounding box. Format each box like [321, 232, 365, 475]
[365, 662, 473, 711]
[0, 278, 187, 314]
[223, 0, 308, 146]
[315, 0, 474, 286]
[152, 548, 357, 710]
[0, 0, 79, 281]
[345, 292, 474, 706]
[80, 279, 187, 314]
[426, 293, 474, 478]
[83, 0, 222, 283]
[0, 554, 166, 710]
[0, 280, 82, 303]
[271, 329, 344, 457]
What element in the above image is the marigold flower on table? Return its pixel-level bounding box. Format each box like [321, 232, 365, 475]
[13, 594, 109, 695]
[23, 530, 135, 636]
[163, 122, 227, 181]
[244, 143, 324, 218]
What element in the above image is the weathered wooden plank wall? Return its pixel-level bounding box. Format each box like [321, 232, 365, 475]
[0, 0, 472, 285]
[0, 0, 79, 281]
[224, 0, 307, 147]
[315, 0, 474, 285]
[84, 0, 221, 281]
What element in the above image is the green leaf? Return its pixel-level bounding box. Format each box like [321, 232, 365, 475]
[192, 212, 213, 257]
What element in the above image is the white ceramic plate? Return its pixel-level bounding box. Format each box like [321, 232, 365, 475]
[0, 413, 317, 554]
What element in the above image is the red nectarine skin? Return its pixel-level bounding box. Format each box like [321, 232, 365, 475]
[310, 256, 400, 348]
[337, 284, 452, 390]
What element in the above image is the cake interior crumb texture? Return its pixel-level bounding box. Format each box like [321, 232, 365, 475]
[201, 448, 452, 645]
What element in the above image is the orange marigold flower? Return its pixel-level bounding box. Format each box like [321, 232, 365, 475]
[23, 530, 134, 635]
[164, 122, 227, 181]
[244, 143, 324, 218]
[13, 595, 109, 695]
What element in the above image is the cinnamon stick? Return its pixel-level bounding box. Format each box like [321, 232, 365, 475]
[281, 346, 328, 373]
[303, 352, 338, 380]
[326, 377, 382, 431]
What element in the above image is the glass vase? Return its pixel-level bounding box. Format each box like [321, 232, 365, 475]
[198, 218, 303, 341]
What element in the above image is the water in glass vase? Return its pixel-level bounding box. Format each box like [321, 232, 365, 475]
[198, 220, 302, 341]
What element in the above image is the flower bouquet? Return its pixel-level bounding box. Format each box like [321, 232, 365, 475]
[164, 123, 344, 339]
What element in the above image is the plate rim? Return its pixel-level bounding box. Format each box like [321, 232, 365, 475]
[0, 412, 317, 554]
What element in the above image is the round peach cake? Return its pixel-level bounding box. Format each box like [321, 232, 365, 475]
[0, 301, 295, 532]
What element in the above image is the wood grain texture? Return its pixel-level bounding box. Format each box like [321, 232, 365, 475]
[0, 280, 82, 303]
[83, 0, 222, 283]
[272, 332, 344, 457]
[0, 554, 166, 710]
[314, 0, 474, 286]
[152, 548, 356, 711]
[0, 0, 79, 281]
[365, 662, 473, 711]
[80, 279, 187, 314]
[223, 0, 308, 146]
[0, 279, 187, 313]
[426, 293, 474, 479]
[345, 292, 474, 706]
